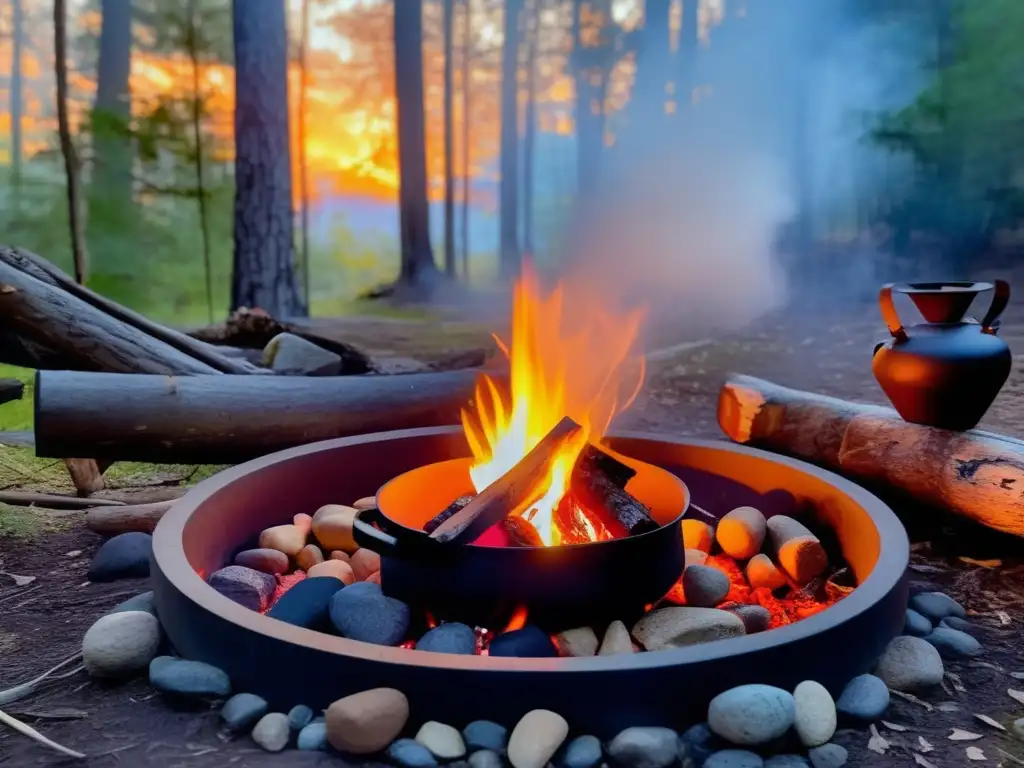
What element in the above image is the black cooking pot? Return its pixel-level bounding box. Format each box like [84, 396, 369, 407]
[351, 454, 689, 632]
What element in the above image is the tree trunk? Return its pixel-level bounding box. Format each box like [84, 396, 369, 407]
[460, 0, 473, 278]
[522, 0, 539, 258]
[394, 0, 439, 288]
[92, 0, 133, 209]
[298, 0, 312, 304]
[499, 0, 522, 279]
[717, 375, 1024, 537]
[230, 0, 307, 319]
[443, 0, 457, 277]
[53, 0, 88, 285]
[571, 0, 611, 193]
[10, 0, 23, 190]
[186, 0, 214, 323]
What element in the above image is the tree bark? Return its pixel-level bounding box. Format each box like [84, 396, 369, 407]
[186, 0, 214, 323]
[394, 0, 439, 288]
[522, 0, 539, 258]
[571, 0, 612, 193]
[443, 0, 457, 277]
[499, 0, 523, 279]
[10, 0, 23, 189]
[53, 0, 88, 285]
[718, 374, 1024, 537]
[35, 368, 491, 464]
[0, 379, 23, 405]
[86, 500, 177, 535]
[92, 0, 133, 210]
[298, 0, 312, 305]
[460, 0, 473, 278]
[230, 0, 307, 318]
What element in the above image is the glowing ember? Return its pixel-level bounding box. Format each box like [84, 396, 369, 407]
[461, 263, 646, 546]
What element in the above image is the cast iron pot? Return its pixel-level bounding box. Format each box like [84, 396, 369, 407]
[351, 454, 689, 632]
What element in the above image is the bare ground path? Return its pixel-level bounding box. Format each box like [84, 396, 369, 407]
[2, 307, 1024, 766]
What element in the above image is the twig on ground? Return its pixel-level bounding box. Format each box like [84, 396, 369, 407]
[0, 490, 125, 509]
[0, 652, 83, 706]
[890, 689, 935, 711]
[0, 707, 85, 759]
[0, 583, 42, 606]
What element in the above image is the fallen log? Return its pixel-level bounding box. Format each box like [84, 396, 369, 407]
[0, 379, 23, 405]
[718, 374, 1024, 537]
[85, 500, 176, 535]
[0, 491, 124, 509]
[35, 368, 492, 464]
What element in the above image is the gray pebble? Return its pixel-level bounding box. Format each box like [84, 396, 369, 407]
[729, 605, 771, 634]
[909, 592, 965, 622]
[221, 693, 268, 731]
[903, 609, 932, 637]
[416, 623, 477, 654]
[940, 616, 973, 633]
[208, 566, 276, 612]
[925, 627, 982, 659]
[149, 656, 231, 699]
[252, 713, 290, 752]
[683, 565, 731, 607]
[288, 704, 314, 731]
[704, 750, 764, 768]
[875, 636, 944, 691]
[708, 685, 796, 746]
[297, 720, 328, 751]
[469, 749, 504, 768]
[560, 735, 603, 768]
[807, 743, 848, 768]
[764, 756, 809, 768]
[329, 581, 410, 646]
[835, 674, 889, 721]
[607, 727, 678, 768]
[463, 720, 508, 753]
[389, 738, 440, 768]
[109, 591, 158, 617]
[679, 722, 719, 765]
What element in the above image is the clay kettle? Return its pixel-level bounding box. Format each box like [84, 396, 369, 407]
[872, 280, 1011, 431]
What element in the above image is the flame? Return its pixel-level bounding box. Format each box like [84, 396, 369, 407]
[461, 263, 646, 546]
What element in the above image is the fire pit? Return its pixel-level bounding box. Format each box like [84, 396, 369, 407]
[152, 427, 908, 735]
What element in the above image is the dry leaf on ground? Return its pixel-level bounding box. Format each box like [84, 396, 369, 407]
[881, 721, 909, 732]
[974, 714, 1006, 731]
[1008, 689, 1024, 705]
[917, 737, 934, 753]
[913, 755, 938, 768]
[1010, 672, 1024, 680]
[966, 746, 986, 761]
[949, 729, 983, 741]
[937, 701, 961, 713]
[868, 724, 889, 755]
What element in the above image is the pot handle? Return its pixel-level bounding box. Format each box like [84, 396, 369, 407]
[981, 279, 1010, 333]
[879, 284, 907, 341]
[351, 508, 446, 561]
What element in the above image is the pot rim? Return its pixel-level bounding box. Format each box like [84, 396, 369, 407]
[153, 427, 909, 673]
[895, 280, 993, 294]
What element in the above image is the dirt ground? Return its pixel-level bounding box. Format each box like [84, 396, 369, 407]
[2, 300, 1024, 767]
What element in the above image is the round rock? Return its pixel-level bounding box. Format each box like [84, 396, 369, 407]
[296, 544, 324, 572]
[807, 743, 848, 768]
[554, 627, 599, 657]
[560, 735, 603, 768]
[793, 680, 836, 747]
[288, 704, 314, 731]
[708, 684, 796, 746]
[251, 712, 290, 752]
[82, 611, 162, 678]
[234, 548, 289, 575]
[940, 616, 973, 633]
[463, 721, 508, 753]
[312, 504, 359, 552]
[765, 516, 827, 584]
[293, 512, 314, 537]
[764, 756, 809, 768]
[149, 656, 231, 699]
[470, 750, 505, 768]
[680, 722, 720, 766]
[704, 750, 764, 768]
[258, 524, 306, 557]
[686, 548, 710, 569]
[746, 554, 787, 591]
[488, 625, 557, 658]
[308, 559, 356, 583]
[835, 674, 889, 721]
[683, 565, 731, 607]
[390, 738, 440, 768]
[88, 532, 152, 582]
[325, 687, 409, 754]
[266, 575, 343, 630]
[508, 709, 569, 768]
[909, 592, 966, 623]
[717, 507, 767, 559]
[417, 721, 467, 759]
[297, 720, 328, 751]
[924, 627, 982, 659]
[351, 548, 382, 581]
[108, 590, 157, 617]
[681, 519, 715, 554]
[633, 607, 745, 651]
[607, 726, 679, 768]
[416, 623, 477, 655]
[208, 565, 277, 612]
[221, 693, 269, 732]
[728, 605, 771, 634]
[353, 496, 377, 511]
[329, 581, 410, 646]
[904, 609, 932, 637]
[599, 620, 634, 655]
[875, 635, 944, 692]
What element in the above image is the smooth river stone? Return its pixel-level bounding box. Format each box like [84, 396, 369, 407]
[489, 625, 558, 658]
[606, 727, 679, 768]
[329, 581, 410, 645]
[764, 756, 809, 768]
[296, 544, 324, 572]
[924, 626, 982, 658]
[352, 496, 377, 511]
[835, 674, 889, 721]
[389, 738, 439, 768]
[350, 548, 382, 581]
[208, 565, 276, 612]
[708, 684, 796, 746]
[266, 575, 343, 629]
[149, 656, 231, 699]
[560, 735, 603, 768]
[632, 607, 745, 651]
[904, 609, 933, 637]
[599, 620, 634, 655]
[234, 548, 290, 575]
[554, 627, 599, 657]
[793, 680, 836, 747]
[681, 519, 715, 554]
[808, 744, 848, 768]
[704, 751, 764, 768]
[312, 504, 359, 552]
[293, 513, 314, 536]
[251, 712, 290, 752]
[746, 554, 787, 591]
[82, 611, 162, 678]
[717, 507, 767, 559]
[765, 516, 828, 584]
[258, 524, 306, 557]
[88, 532, 152, 582]
[416, 721, 467, 759]
[326, 688, 409, 754]
[686, 549, 710, 568]
[683, 565, 731, 607]
[874, 635, 944, 692]
[508, 710, 569, 768]
[463, 720, 508, 753]
[728, 605, 771, 634]
[416, 623, 477, 655]
[308, 559, 356, 583]
[909, 591, 966, 623]
[221, 693, 269, 731]
[108, 591, 157, 617]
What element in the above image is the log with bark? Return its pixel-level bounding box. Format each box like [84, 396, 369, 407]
[718, 374, 1024, 537]
[569, 444, 657, 538]
[0, 379, 23, 405]
[35, 368, 493, 464]
[85, 500, 177, 535]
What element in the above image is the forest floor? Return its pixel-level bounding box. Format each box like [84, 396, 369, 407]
[2, 302, 1024, 767]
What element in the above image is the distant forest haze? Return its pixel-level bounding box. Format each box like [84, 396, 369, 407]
[1, 0, 1022, 324]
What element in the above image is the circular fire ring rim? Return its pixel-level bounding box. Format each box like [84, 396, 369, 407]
[152, 427, 909, 673]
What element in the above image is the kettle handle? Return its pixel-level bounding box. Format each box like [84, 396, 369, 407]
[879, 284, 908, 341]
[980, 279, 1010, 333]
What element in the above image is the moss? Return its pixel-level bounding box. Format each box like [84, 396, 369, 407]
[0, 502, 76, 538]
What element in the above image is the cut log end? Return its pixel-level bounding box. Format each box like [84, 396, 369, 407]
[717, 376, 769, 444]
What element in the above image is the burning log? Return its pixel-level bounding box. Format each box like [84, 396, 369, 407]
[423, 496, 474, 534]
[570, 444, 658, 538]
[495, 515, 545, 547]
[430, 417, 584, 545]
[718, 374, 1024, 537]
